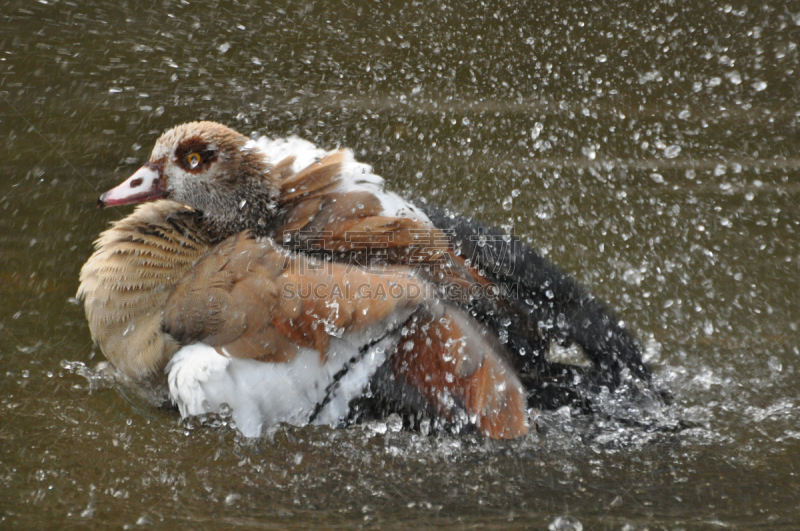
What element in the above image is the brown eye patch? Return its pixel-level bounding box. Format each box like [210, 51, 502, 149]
[175, 137, 218, 173]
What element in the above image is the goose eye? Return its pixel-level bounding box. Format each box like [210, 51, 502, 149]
[186, 152, 202, 168]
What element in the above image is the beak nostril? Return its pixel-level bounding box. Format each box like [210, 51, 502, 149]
[130, 178, 143, 188]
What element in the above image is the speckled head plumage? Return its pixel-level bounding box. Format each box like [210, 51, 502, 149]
[99, 121, 277, 240]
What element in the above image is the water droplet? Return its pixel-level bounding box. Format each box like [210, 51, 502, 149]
[663, 145, 681, 159]
[623, 268, 643, 286]
[643, 336, 662, 363]
[549, 515, 583, 531]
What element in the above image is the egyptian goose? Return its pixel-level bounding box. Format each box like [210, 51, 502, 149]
[78, 122, 655, 439]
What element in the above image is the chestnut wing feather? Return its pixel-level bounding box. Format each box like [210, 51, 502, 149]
[161, 233, 431, 363]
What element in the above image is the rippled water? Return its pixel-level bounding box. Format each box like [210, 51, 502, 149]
[2, 1, 799, 528]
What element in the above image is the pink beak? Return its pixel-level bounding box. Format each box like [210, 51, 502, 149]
[97, 163, 166, 208]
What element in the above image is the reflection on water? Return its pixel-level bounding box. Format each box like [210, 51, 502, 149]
[1, 0, 799, 527]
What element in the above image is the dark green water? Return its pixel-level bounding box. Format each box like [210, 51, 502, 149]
[2, 0, 799, 528]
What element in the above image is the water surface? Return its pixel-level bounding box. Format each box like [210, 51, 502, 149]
[2, 1, 799, 528]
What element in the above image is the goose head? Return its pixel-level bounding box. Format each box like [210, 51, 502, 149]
[98, 121, 276, 238]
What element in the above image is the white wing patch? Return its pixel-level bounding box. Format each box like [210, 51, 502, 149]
[166, 344, 231, 419]
[164, 303, 418, 437]
[245, 135, 430, 223]
[246, 136, 327, 173]
[165, 339, 389, 438]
